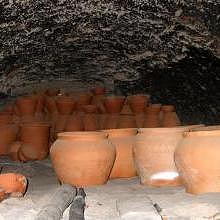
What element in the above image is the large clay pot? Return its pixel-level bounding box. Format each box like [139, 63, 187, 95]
[143, 106, 161, 128]
[128, 94, 150, 114]
[104, 96, 125, 114]
[0, 173, 27, 197]
[65, 113, 84, 131]
[56, 96, 76, 115]
[133, 126, 203, 187]
[20, 122, 51, 160]
[175, 127, 220, 194]
[16, 96, 37, 116]
[0, 124, 18, 155]
[104, 128, 137, 178]
[117, 114, 136, 129]
[50, 131, 116, 186]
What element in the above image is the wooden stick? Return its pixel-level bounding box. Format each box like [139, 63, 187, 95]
[35, 184, 76, 220]
[69, 188, 86, 220]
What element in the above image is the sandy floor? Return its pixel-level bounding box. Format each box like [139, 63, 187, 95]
[0, 157, 220, 220]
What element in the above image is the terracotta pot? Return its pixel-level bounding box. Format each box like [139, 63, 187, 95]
[143, 107, 161, 128]
[2, 104, 14, 114]
[35, 94, 45, 113]
[0, 173, 27, 197]
[0, 112, 13, 125]
[98, 114, 107, 130]
[16, 96, 37, 116]
[18, 143, 39, 162]
[161, 105, 175, 112]
[50, 131, 116, 186]
[20, 122, 50, 160]
[133, 126, 198, 187]
[45, 97, 58, 114]
[54, 115, 69, 138]
[82, 105, 99, 131]
[0, 124, 18, 155]
[8, 141, 22, 161]
[161, 112, 181, 127]
[103, 128, 137, 178]
[104, 96, 125, 114]
[117, 114, 136, 129]
[82, 105, 98, 114]
[56, 96, 76, 115]
[77, 93, 92, 106]
[0, 189, 7, 202]
[45, 89, 60, 96]
[175, 128, 220, 194]
[103, 114, 120, 129]
[134, 114, 145, 128]
[65, 114, 84, 131]
[128, 94, 150, 114]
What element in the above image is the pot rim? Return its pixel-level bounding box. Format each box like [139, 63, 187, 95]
[101, 128, 138, 137]
[185, 125, 220, 136]
[138, 125, 204, 134]
[58, 131, 108, 139]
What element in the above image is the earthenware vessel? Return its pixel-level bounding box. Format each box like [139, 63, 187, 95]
[103, 114, 120, 129]
[133, 126, 202, 187]
[0, 124, 18, 155]
[18, 143, 39, 162]
[16, 96, 37, 116]
[98, 114, 107, 130]
[128, 94, 150, 114]
[77, 93, 92, 106]
[8, 141, 22, 161]
[35, 94, 45, 113]
[45, 97, 58, 115]
[56, 96, 76, 115]
[117, 114, 136, 129]
[54, 115, 69, 138]
[50, 131, 116, 186]
[65, 113, 84, 131]
[45, 89, 60, 96]
[82, 105, 99, 131]
[104, 96, 125, 114]
[161, 112, 181, 127]
[144, 106, 161, 128]
[175, 127, 220, 194]
[103, 128, 137, 178]
[0, 173, 27, 197]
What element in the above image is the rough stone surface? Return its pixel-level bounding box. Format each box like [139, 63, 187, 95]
[0, 0, 220, 123]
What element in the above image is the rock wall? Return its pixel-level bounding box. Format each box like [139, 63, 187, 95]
[0, 0, 219, 123]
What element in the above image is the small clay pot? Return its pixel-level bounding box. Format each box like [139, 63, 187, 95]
[8, 141, 22, 162]
[103, 114, 120, 129]
[45, 89, 60, 96]
[128, 94, 150, 114]
[65, 114, 84, 132]
[161, 112, 181, 127]
[98, 114, 107, 130]
[0, 124, 18, 155]
[144, 107, 161, 128]
[0, 173, 27, 197]
[18, 143, 39, 162]
[77, 93, 92, 106]
[35, 94, 45, 113]
[50, 131, 116, 186]
[175, 127, 220, 194]
[103, 128, 137, 178]
[16, 96, 37, 116]
[104, 96, 125, 114]
[120, 104, 132, 115]
[83, 114, 99, 131]
[45, 97, 58, 114]
[82, 105, 98, 114]
[117, 114, 136, 129]
[161, 105, 175, 112]
[54, 115, 69, 138]
[56, 96, 76, 115]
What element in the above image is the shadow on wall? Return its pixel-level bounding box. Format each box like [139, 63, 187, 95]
[115, 47, 220, 125]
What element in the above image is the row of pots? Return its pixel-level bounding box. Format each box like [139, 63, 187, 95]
[50, 124, 220, 195]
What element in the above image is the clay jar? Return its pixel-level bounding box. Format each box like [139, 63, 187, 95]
[144, 106, 161, 128]
[161, 105, 181, 127]
[82, 105, 99, 131]
[133, 126, 199, 187]
[16, 96, 37, 116]
[45, 97, 58, 115]
[103, 114, 120, 129]
[128, 94, 150, 114]
[8, 141, 22, 161]
[65, 113, 84, 131]
[91, 86, 106, 95]
[117, 114, 136, 129]
[76, 93, 93, 110]
[103, 128, 137, 178]
[20, 122, 51, 160]
[56, 96, 76, 115]
[50, 131, 116, 186]
[0, 124, 18, 155]
[104, 96, 125, 114]
[175, 127, 220, 194]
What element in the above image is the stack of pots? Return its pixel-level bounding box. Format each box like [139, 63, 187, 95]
[128, 94, 150, 128]
[175, 125, 220, 194]
[103, 96, 125, 129]
[133, 125, 204, 187]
